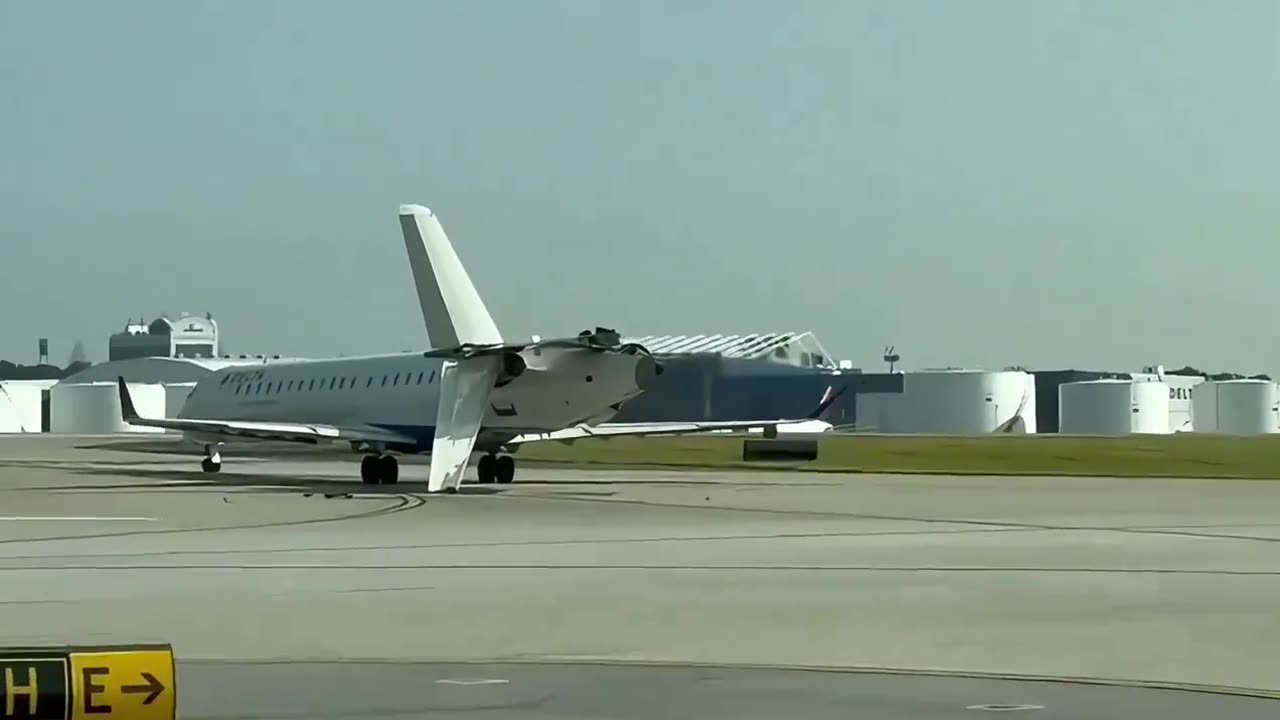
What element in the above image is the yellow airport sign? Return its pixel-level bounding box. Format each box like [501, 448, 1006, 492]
[0, 645, 174, 720]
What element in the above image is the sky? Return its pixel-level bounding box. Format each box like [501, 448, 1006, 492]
[1, 0, 1277, 373]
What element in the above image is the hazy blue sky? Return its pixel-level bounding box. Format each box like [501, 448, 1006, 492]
[1, 1, 1277, 372]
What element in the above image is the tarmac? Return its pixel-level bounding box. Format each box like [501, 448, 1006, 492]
[0, 434, 1278, 718]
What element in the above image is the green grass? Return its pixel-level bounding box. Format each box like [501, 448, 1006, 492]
[515, 433, 1280, 479]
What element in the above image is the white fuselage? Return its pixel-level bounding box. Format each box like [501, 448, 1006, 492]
[179, 347, 658, 453]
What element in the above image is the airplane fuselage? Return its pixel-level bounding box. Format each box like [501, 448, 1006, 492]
[179, 347, 658, 454]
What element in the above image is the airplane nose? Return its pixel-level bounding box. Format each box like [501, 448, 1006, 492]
[634, 356, 662, 390]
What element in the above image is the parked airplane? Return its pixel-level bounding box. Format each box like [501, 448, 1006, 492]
[116, 204, 842, 493]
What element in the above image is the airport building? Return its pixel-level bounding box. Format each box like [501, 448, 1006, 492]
[612, 332, 903, 426]
[5, 312, 1276, 436]
[109, 313, 221, 361]
[0, 312, 301, 435]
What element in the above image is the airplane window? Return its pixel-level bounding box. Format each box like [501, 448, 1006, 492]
[366, 377, 373, 388]
[429, 370, 436, 383]
[339, 378, 346, 390]
[416, 371, 424, 384]
[393, 373, 401, 386]
[220, 376, 229, 386]
[329, 377, 336, 390]
[350, 376, 357, 388]
[309, 379, 316, 391]
[234, 385, 240, 395]
[381, 376, 388, 387]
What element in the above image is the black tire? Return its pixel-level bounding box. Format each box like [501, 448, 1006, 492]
[201, 457, 221, 474]
[360, 455, 379, 484]
[477, 454, 496, 484]
[495, 454, 515, 484]
[378, 455, 399, 485]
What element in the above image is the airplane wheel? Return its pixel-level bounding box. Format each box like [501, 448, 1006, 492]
[378, 455, 399, 485]
[200, 457, 221, 474]
[360, 455, 379, 484]
[495, 455, 515, 484]
[477, 454, 496, 484]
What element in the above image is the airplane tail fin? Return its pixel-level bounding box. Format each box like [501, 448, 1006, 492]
[398, 205, 503, 348]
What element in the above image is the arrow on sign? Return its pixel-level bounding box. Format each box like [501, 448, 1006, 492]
[121, 672, 165, 704]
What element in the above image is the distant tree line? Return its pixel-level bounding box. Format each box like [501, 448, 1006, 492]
[1163, 365, 1272, 381]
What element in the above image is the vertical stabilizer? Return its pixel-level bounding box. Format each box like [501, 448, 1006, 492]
[398, 205, 503, 348]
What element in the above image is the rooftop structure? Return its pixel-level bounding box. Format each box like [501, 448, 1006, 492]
[623, 331, 838, 369]
[109, 313, 220, 362]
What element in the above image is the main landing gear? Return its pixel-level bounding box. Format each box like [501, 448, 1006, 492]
[201, 446, 222, 474]
[360, 454, 400, 485]
[476, 453, 516, 484]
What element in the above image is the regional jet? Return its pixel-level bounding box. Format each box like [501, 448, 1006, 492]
[115, 204, 839, 493]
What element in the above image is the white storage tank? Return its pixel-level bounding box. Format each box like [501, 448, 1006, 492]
[50, 381, 166, 434]
[0, 382, 47, 433]
[1059, 379, 1171, 435]
[1130, 370, 1205, 432]
[1191, 379, 1279, 434]
[856, 369, 1036, 434]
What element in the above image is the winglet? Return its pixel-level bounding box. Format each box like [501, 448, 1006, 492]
[116, 376, 139, 421]
[398, 204, 503, 349]
[808, 384, 848, 420]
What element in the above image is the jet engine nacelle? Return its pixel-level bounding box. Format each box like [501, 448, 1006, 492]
[495, 351, 527, 387]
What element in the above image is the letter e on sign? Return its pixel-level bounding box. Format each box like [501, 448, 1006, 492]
[68, 650, 174, 720]
[0, 659, 67, 720]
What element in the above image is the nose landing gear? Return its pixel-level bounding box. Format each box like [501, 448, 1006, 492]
[476, 453, 516, 484]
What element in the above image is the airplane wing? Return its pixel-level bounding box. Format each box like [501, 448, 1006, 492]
[115, 377, 418, 447]
[507, 384, 849, 445]
[507, 419, 825, 444]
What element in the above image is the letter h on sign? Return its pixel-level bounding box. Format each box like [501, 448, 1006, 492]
[1, 661, 66, 720]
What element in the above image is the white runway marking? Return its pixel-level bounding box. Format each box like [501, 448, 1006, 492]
[51, 485, 300, 494]
[435, 678, 509, 686]
[0, 516, 158, 522]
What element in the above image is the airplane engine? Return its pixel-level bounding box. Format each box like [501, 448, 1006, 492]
[502, 352, 527, 378]
[495, 352, 527, 387]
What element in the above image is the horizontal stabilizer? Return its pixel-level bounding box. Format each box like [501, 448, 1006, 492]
[429, 357, 500, 492]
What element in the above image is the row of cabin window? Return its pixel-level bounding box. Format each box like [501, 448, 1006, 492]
[225, 369, 437, 396]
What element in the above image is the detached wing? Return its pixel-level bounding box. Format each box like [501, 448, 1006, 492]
[509, 384, 848, 444]
[507, 419, 826, 444]
[115, 377, 417, 447]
